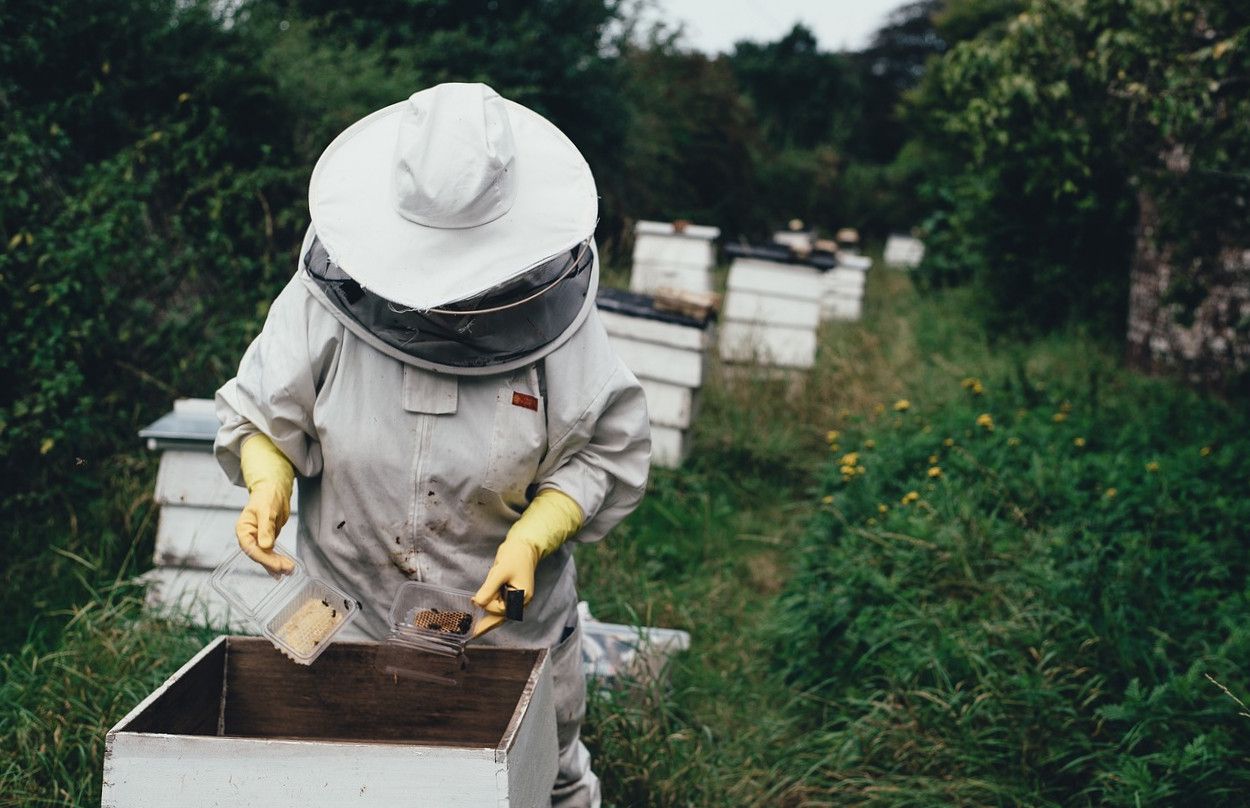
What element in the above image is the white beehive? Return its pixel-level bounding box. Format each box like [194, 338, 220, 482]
[719, 257, 823, 370]
[597, 288, 715, 468]
[138, 398, 298, 627]
[101, 637, 557, 808]
[884, 234, 925, 268]
[630, 219, 720, 295]
[820, 264, 869, 322]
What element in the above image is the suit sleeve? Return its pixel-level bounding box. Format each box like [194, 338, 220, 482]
[537, 351, 652, 544]
[214, 275, 342, 485]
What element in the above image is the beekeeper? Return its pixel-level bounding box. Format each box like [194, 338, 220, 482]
[213, 82, 650, 808]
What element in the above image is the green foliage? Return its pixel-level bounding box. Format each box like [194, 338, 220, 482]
[909, 0, 1250, 334]
[775, 358, 1250, 803]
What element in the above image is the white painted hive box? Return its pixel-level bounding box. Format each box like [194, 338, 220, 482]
[720, 258, 823, 369]
[139, 398, 299, 628]
[630, 219, 720, 295]
[101, 637, 557, 808]
[597, 289, 715, 468]
[820, 265, 869, 322]
[884, 234, 925, 268]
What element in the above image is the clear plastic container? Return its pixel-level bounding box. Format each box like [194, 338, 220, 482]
[210, 542, 360, 666]
[376, 581, 487, 684]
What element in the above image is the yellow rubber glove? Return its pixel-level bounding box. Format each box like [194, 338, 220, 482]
[236, 433, 296, 575]
[472, 488, 584, 637]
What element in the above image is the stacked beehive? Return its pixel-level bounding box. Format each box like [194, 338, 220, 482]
[719, 250, 824, 370]
[597, 288, 715, 468]
[630, 219, 720, 295]
[884, 234, 926, 268]
[139, 398, 299, 627]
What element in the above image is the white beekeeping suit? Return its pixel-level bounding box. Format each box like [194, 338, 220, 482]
[214, 82, 650, 808]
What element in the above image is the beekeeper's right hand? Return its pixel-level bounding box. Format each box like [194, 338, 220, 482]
[236, 433, 296, 575]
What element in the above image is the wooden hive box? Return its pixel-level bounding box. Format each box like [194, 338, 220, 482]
[138, 399, 299, 627]
[597, 288, 715, 468]
[819, 265, 869, 322]
[884, 234, 925, 268]
[101, 637, 557, 808]
[719, 257, 823, 370]
[630, 219, 720, 296]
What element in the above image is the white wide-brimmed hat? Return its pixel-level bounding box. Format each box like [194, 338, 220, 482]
[308, 82, 598, 310]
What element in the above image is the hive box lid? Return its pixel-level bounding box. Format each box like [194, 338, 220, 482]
[101, 636, 557, 807]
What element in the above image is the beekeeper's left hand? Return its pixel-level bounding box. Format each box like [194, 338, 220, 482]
[472, 488, 583, 637]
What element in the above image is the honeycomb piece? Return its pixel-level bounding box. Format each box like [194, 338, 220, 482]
[411, 607, 472, 635]
[275, 598, 343, 658]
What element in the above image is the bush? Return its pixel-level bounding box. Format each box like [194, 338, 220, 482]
[774, 362, 1250, 804]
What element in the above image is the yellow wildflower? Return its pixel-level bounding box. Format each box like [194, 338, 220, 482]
[1073, 437, 1086, 448]
[928, 466, 942, 478]
[1200, 446, 1212, 457]
[822, 495, 834, 505]
[975, 413, 994, 431]
[893, 399, 911, 412]
[961, 377, 978, 389]
[1104, 487, 1118, 499]
[855, 465, 867, 476]
[1060, 400, 1073, 413]
[840, 465, 856, 477]
[971, 381, 984, 395]
[1007, 436, 1022, 447]
[826, 430, 840, 444]
[1145, 461, 1160, 473]
[901, 491, 920, 505]
[178, 91, 191, 103]
[928, 454, 939, 464]
[864, 439, 876, 449]
[840, 452, 860, 467]
[877, 503, 889, 514]
[943, 437, 955, 448]
[1052, 412, 1068, 423]
[867, 517, 878, 526]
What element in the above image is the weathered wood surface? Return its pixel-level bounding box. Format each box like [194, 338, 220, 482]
[637, 377, 697, 429]
[631, 222, 718, 296]
[102, 638, 557, 808]
[608, 334, 706, 388]
[599, 308, 712, 351]
[630, 262, 714, 295]
[724, 289, 821, 329]
[725, 258, 823, 301]
[719, 321, 819, 369]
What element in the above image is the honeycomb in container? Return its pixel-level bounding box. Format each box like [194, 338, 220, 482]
[275, 598, 344, 657]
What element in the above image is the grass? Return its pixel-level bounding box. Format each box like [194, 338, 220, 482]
[4, 263, 1248, 806]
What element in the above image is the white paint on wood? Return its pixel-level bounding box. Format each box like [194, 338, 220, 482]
[820, 296, 864, 322]
[772, 231, 814, 252]
[884, 235, 925, 268]
[500, 651, 559, 806]
[155, 505, 299, 569]
[718, 321, 818, 369]
[608, 336, 705, 388]
[726, 258, 823, 301]
[598, 309, 712, 352]
[172, 397, 218, 417]
[637, 378, 696, 429]
[823, 267, 867, 296]
[837, 253, 873, 271]
[635, 220, 720, 240]
[649, 424, 691, 469]
[142, 566, 268, 631]
[102, 732, 502, 807]
[629, 262, 713, 295]
[723, 290, 821, 329]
